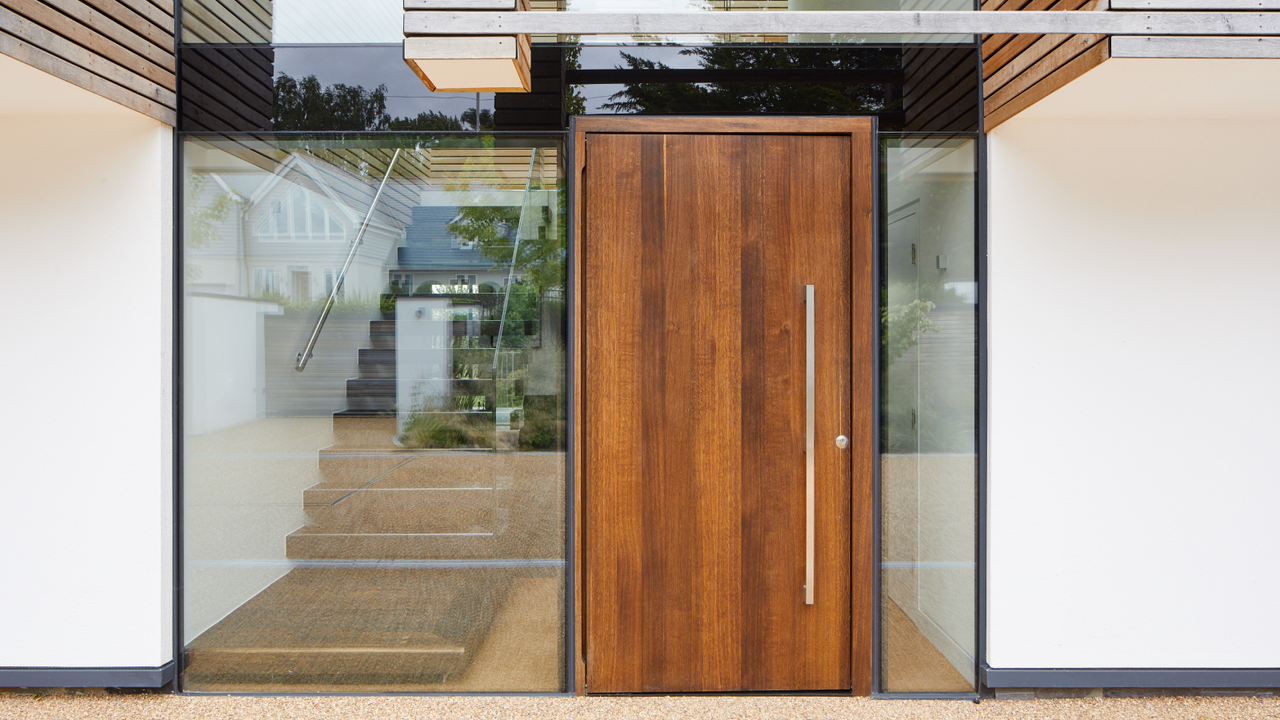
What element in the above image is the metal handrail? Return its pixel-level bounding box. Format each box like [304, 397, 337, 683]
[492, 148, 539, 369]
[295, 148, 402, 372]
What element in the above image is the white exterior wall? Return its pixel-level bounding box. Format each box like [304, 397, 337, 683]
[0, 56, 173, 668]
[988, 59, 1280, 668]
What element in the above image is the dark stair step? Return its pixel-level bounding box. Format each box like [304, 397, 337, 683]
[370, 320, 395, 349]
[358, 348, 395, 378]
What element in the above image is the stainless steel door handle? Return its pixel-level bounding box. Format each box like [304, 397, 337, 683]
[805, 285, 815, 606]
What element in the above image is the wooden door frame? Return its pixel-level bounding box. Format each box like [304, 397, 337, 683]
[569, 116, 877, 696]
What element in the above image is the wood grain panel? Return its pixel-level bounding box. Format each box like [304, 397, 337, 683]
[584, 126, 864, 693]
[571, 125, 586, 697]
[985, 37, 1109, 129]
[902, 47, 979, 133]
[181, 0, 270, 43]
[0, 0, 175, 123]
[980, 0, 1109, 129]
[847, 128, 875, 697]
[179, 45, 273, 131]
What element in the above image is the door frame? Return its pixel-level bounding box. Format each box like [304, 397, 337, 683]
[569, 116, 877, 695]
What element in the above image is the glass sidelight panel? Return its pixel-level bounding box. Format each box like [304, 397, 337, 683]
[879, 136, 977, 693]
[181, 135, 566, 692]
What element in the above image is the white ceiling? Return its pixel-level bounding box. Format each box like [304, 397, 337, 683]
[0, 53, 136, 116]
[1017, 56, 1280, 121]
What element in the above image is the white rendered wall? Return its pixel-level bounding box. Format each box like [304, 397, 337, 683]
[0, 55, 173, 668]
[988, 60, 1280, 668]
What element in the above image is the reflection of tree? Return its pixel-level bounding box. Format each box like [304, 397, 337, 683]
[185, 174, 234, 281]
[273, 74, 494, 131]
[274, 74, 391, 131]
[603, 47, 900, 115]
[564, 43, 586, 116]
[447, 194, 565, 296]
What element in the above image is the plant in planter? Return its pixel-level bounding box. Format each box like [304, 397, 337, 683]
[400, 406, 495, 449]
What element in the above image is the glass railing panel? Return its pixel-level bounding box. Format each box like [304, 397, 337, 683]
[182, 134, 566, 692]
[879, 134, 977, 693]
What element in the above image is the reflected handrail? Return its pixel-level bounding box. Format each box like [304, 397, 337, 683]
[295, 148, 401, 372]
[492, 148, 539, 369]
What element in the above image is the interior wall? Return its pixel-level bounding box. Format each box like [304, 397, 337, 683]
[988, 113, 1280, 669]
[0, 56, 173, 668]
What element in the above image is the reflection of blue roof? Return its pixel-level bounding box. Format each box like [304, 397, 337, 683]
[397, 206, 506, 269]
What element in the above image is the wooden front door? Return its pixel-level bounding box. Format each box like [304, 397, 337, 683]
[577, 117, 875, 694]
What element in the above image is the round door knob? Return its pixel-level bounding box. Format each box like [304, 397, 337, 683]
[835, 435, 849, 449]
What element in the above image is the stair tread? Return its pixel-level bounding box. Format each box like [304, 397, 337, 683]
[184, 567, 512, 684]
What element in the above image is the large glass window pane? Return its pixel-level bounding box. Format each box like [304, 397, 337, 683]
[879, 135, 977, 693]
[182, 135, 566, 692]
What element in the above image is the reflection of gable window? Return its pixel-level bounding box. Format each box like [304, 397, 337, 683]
[255, 186, 344, 241]
[253, 268, 280, 297]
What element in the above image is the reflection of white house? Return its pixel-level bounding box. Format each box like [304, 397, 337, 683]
[187, 153, 517, 304]
[188, 154, 405, 303]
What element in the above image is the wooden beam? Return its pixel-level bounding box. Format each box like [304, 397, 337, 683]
[1113, 0, 1280, 7]
[405, 10, 1280, 36]
[1111, 34, 1280, 55]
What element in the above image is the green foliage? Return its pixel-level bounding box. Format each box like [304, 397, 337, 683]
[447, 195, 566, 297]
[400, 411, 495, 449]
[602, 46, 901, 115]
[518, 395, 564, 450]
[882, 298, 938, 366]
[388, 110, 466, 132]
[460, 108, 495, 131]
[273, 74, 490, 132]
[185, 174, 235, 281]
[274, 74, 392, 131]
[564, 42, 587, 117]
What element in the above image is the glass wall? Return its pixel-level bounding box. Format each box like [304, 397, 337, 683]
[879, 135, 978, 693]
[182, 135, 566, 691]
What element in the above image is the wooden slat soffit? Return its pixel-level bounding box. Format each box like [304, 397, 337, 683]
[975, 0, 1280, 128]
[1, 0, 178, 123]
[980, 0, 1111, 130]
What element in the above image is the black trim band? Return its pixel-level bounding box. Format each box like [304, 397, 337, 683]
[0, 662, 175, 688]
[983, 666, 1280, 689]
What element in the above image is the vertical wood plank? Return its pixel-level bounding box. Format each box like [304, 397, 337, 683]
[849, 127, 876, 697]
[572, 128, 586, 696]
[584, 132, 646, 692]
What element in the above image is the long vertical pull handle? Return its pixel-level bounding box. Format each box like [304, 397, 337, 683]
[805, 284, 815, 605]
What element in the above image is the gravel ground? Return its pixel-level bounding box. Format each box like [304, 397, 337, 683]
[1, 694, 1278, 720]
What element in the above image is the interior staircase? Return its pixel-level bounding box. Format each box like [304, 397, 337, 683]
[184, 314, 525, 688]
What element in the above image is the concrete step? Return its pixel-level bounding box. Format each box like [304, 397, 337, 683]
[331, 411, 398, 448]
[318, 449, 407, 485]
[304, 487, 495, 534]
[286, 529, 496, 560]
[183, 566, 511, 686]
[300, 453, 565, 560]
